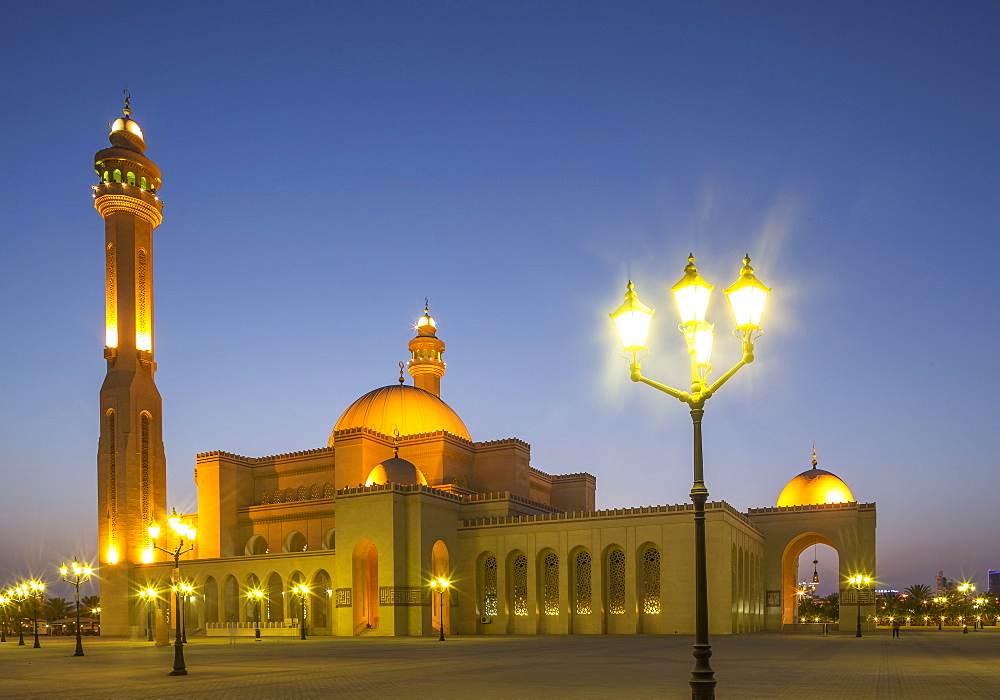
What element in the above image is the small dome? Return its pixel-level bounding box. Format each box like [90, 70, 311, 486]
[330, 384, 471, 445]
[365, 457, 427, 486]
[776, 467, 855, 507]
[109, 117, 146, 153]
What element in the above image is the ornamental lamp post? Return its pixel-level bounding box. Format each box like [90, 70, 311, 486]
[177, 582, 194, 643]
[430, 578, 451, 641]
[0, 593, 11, 643]
[248, 589, 264, 640]
[139, 588, 159, 642]
[291, 584, 309, 640]
[59, 558, 92, 656]
[848, 574, 872, 637]
[148, 509, 196, 676]
[611, 254, 770, 700]
[8, 586, 28, 645]
[25, 580, 45, 648]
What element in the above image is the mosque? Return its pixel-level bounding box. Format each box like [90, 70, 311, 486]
[93, 100, 876, 638]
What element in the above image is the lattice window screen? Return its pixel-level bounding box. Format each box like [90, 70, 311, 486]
[575, 551, 592, 614]
[608, 549, 626, 615]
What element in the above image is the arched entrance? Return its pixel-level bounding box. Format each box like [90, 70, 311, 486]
[352, 539, 379, 633]
[781, 532, 836, 625]
[431, 540, 450, 635]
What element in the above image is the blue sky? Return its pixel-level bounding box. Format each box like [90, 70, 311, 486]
[1, 1, 997, 596]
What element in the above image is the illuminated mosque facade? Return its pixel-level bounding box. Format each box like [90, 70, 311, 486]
[93, 102, 877, 638]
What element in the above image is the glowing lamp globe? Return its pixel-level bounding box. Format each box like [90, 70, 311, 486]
[691, 326, 714, 366]
[724, 255, 770, 331]
[610, 281, 654, 352]
[147, 522, 161, 540]
[670, 255, 714, 324]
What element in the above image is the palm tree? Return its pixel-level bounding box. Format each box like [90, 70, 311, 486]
[44, 597, 75, 621]
[81, 595, 100, 614]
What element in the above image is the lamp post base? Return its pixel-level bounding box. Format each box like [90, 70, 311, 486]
[74, 632, 84, 657]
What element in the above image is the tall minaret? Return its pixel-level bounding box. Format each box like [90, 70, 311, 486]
[94, 93, 168, 636]
[407, 300, 446, 396]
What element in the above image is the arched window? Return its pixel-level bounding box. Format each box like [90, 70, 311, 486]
[574, 550, 592, 614]
[511, 553, 528, 616]
[107, 410, 117, 558]
[284, 487, 294, 502]
[542, 552, 559, 615]
[298, 486, 308, 501]
[136, 249, 150, 351]
[322, 528, 336, 550]
[283, 531, 307, 553]
[105, 243, 117, 348]
[260, 490, 270, 505]
[140, 412, 151, 549]
[323, 483, 334, 498]
[273, 488, 283, 503]
[310, 484, 321, 499]
[245, 535, 268, 556]
[126, 172, 136, 185]
[481, 555, 498, 617]
[641, 546, 661, 614]
[140, 176, 147, 189]
[608, 549, 626, 615]
[102, 170, 109, 182]
[113, 169, 122, 183]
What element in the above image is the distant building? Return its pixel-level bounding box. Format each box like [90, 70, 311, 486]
[936, 570, 958, 595]
[988, 570, 999, 596]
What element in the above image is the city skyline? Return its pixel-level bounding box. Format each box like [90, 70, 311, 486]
[1, 2, 998, 594]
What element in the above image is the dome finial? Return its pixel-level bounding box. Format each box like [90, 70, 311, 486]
[811, 443, 818, 468]
[123, 88, 132, 117]
[398, 361, 405, 384]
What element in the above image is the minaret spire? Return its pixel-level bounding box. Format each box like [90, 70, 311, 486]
[407, 299, 446, 397]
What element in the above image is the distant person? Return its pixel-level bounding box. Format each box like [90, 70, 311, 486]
[891, 618, 901, 638]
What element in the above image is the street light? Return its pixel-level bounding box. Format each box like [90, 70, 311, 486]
[59, 558, 93, 657]
[0, 593, 11, 643]
[848, 574, 872, 637]
[248, 589, 264, 640]
[176, 582, 194, 643]
[24, 580, 45, 649]
[611, 254, 769, 700]
[7, 586, 27, 645]
[291, 584, 309, 640]
[148, 508, 196, 676]
[430, 578, 451, 641]
[139, 588, 159, 642]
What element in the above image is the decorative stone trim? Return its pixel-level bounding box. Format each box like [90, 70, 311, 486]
[94, 194, 163, 228]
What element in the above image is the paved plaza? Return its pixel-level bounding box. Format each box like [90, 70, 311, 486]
[1, 629, 998, 699]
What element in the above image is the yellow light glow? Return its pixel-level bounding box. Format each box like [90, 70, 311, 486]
[724, 255, 770, 331]
[690, 325, 714, 365]
[186, 527, 197, 541]
[167, 509, 181, 531]
[106, 325, 118, 349]
[107, 545, 119, 565]
[148, 522, 160, 540]
[670, 255, 714, 324]
[59, 564, 68, 576]
[136, 330, 151, 353]
[141, 549, 153, 564]
[610, 281, 654, 352]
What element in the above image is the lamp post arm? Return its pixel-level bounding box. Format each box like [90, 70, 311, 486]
[630, 362, 690, 402]
[704, 343, 754, 397]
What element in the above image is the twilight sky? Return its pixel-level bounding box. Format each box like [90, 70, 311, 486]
[0, 1, 997, 597]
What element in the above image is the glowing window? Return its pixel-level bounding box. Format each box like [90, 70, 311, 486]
[642, 547, 661, 614]
[483, 555, 498, 617]
[512, 554, 528, 616]
[608, 549, 626, 615]
[574, 551, 592, 615]
[543, 553, 559, 615]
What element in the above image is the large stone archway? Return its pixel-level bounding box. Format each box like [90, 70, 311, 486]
[747, 502, 876, 632]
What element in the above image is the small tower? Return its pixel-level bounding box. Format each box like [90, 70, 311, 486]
[407, 300, 446, 397]
[94, 93, 168, 636]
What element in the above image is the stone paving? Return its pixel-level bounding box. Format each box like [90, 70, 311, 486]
[1, 628, 998, 699]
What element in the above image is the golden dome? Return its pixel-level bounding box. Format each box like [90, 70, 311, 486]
[329, 384, 471, 445]
[776, 467, 855, 507]
[365, 457, 428, 486]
